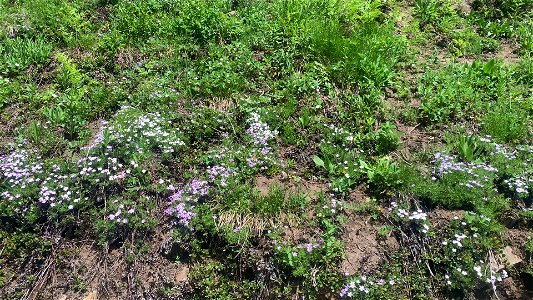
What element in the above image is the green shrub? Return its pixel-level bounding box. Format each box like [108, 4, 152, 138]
[364, 158, 403, 193]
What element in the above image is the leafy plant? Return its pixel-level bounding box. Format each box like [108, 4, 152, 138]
[456, 135, 485, 162]
[364, 158, 403, 192]
[414, 0, 439, 24]
[0, 36, 52, 76]
[372, 122, 401, 156]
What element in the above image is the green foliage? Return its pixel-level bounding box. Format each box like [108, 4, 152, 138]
[482, 101, 531, 143]
[364, 158, 403, 193]
[268, 0, 406, 87]
[274, 233, 343, 277]
[1, 0, 532, 298]
[455, 135, 485, 162]
[0, 76, 21, 108]
[171, 0, 242, 45]
[186, 42, 259, 97]
[309, 22, 406, 87]
[189, 261, 264, 299]
[525, 238, 533, 255]
[272, 216, 344, 297]
[111, 0, 167, 42]
[0, 36, 52, 76]
[213, 182, 308, 222]
[418, 60, 522, 124]
[472, 0, 533, 20]
[94, 193, 157, 245]
[411, 136, 532, 214]
[372, 122, 401, 156]
[55, 52, 85, 89]
[414, 0, 439, 24]
[429, 212, 504, 293]
[21, 0, 93, 46]
[315, 142, 365, 193]
[413, 0, 503, 54]
[111, 0, 241, 45]
[518, 21, 533, 54]
[40, 52, 100, 139]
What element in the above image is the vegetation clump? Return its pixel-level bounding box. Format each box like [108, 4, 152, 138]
[0, 0, 531, 299]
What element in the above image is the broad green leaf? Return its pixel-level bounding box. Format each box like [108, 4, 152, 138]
[312, 155, 325, 168]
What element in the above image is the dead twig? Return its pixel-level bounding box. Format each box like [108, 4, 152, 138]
[23, 256, 54, 300]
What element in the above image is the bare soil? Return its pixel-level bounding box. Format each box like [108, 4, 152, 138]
[340, 211, 399, 275]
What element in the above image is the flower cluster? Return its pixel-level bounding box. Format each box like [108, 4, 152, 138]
[389, 202, 430, 234]
[339, 275, 396, 298]
[207, 164, 237, 187]
[0, 149, 44, 189]
[164, 113, 281, 228]
[246, 147, 279, 171]
[442, 258, 508, 290]
[245, 112, 281, 171]
[438, 212, 508, 291]
[165, 178, 210, 226]
[480, 135, 518, 160]
[431, 152, 498, 191]
[0, 149, 86, 213]
[272, 239, 323, 253]
[203, 112, 282, 175]
[108, 202, 135, 224]
[431, 138, 532, 201]
[107, 107, 185, 155]
[0, 149, 44, 213]
[297, 241, 322, 253]
[316, 124, 365, 192]
[432, 153, 498, 177]
[321, 194, 343, 215]
[1, 142, 142, 219]
[104, 196, 151, 230]
[503, 176, 531, 196]
[246, 112, 278, 146]
[76, 153, 128, 184]
[82, 120, 108, 151]
[38, 170, 84, 210]
[324, 123, 356, 144]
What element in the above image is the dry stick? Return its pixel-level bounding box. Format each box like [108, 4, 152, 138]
[407, 124, 420, 135]
[23, 256, 54, 300]
[24, 225, 61, 300]
[51, 257, 56, 299]
[422, 240, 435, 277]
[488, 250, 501, 300]
[101, 242, 110, 298]
[394, 225, 413, 298]
[410, 202, 435, 277]
[128, 229, 136, 298]
[99, 189, 110, 297]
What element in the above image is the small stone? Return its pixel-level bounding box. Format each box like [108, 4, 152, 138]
[83, 291, 97, 300]
[176, 266, 189, 283]
[503, 246, 522, 266]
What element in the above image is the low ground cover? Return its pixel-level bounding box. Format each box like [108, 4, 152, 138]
[0, 0, 532, 299]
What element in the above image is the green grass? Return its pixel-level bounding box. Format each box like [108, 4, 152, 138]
[0, 0, 532, 299]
